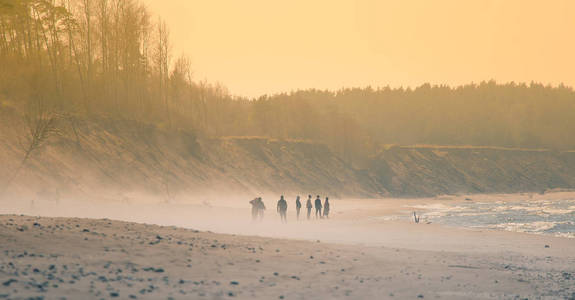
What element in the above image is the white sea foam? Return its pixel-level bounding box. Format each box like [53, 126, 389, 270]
[487, 221, 557, 233]
[417, 198, 575, 238]
[554, 232, 575, 238]
[541, 208, 573, 215]
[408, 203, 453, 211]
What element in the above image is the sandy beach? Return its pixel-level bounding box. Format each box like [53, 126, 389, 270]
[3, 0, 575, 298]
[1, 194, 575, 299]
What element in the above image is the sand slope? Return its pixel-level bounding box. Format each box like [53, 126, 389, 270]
[4, 109, 575, 200]
[0, 110, 377, 200]
[371, 145, 575, 196]
[1, 215, 575, 299]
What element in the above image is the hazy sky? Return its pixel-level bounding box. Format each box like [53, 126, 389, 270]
[143, 0, 575, 97]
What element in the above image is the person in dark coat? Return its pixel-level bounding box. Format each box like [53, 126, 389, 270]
[257, 197, 266, 220]
[314, 195, 322, 219]
[249, 197, 259, 221]
[277, 195, 288, 223]
[295, 195, 302, 220]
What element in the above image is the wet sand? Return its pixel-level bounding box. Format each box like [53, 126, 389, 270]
[1, 210, 575, 299]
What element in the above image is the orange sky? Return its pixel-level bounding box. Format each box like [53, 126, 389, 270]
[143, 0, 575, 97]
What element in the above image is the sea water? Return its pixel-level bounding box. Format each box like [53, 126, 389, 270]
[412, 199, 575, 238]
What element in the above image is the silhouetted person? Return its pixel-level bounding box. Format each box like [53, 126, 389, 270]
[323, 197, 330, 218]
[295, 195, 302, 220]
[257, 198, 266, 220]
[413, 211, 420, 224]
[306, 195, 313, 220]
[314, 195, 322, 219]
[277, 195, 288, 223]
[249, 197, 259, 221]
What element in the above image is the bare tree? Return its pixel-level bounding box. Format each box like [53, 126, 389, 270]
[0, 102, 62, 195]
[156, 19, 171, 127]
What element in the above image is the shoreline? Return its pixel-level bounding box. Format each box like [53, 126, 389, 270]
[2, 191, 575, 244]
[1, 214, 575, 299]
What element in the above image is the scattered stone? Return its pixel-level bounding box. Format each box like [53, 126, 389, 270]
[2, 279, 17, 287]
[142, 267, 164, 273]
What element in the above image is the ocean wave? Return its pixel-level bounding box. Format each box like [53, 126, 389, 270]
[487, 221, 557, 233]
[417, 198, 575, 238]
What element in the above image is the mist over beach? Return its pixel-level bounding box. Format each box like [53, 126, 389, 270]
[1, 0, 575, 299]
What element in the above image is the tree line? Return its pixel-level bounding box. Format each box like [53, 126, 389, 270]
[0, 0, 222, 130]
[1, 0, 575, 169]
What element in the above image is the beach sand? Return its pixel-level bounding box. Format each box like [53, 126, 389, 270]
[1, 194, 575, 299]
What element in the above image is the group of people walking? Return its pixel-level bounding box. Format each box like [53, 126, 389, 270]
[250, 195, 330, 223]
